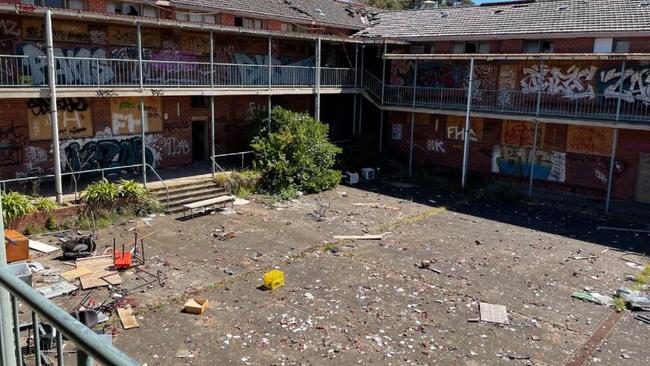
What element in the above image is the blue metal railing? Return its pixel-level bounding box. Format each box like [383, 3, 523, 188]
[0, 265, 140, 365]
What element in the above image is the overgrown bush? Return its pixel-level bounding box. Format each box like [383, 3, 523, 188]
[215, 170, 261, 198]
[81, 179, 121, 208]
[1, 191, 36, 226]
[119, 179, 148, 201]
[251, 107, 342, 198]
[34, 197, 57, 212]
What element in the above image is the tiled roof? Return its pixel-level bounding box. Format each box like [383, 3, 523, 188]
[169, 0, 370, 29]
[355, 0, 650, 39]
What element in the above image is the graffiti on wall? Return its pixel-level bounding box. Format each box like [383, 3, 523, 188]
[497, 65, 517, 108]
[89, 28, 108, 46]
[148, 134, 190, 157]
[180, 33, 210, 56]
[501, 120, 543, 147]
[566, 125, 613, 156]
[492, 145, 566, 182]
[27, 98, 92, 140]
[22, 18, 88, 43]
[110, 97, 163, 135]
[600, 67, 650, 105]
[107, 26, 161, 48]
[0, 122, 22, 167]
[17, 43, 114, 85]
[0, 17, 20, 50]
[446, 116, 483, 142]
[521, 64, 597, 99]
[426, 139, 445, 153]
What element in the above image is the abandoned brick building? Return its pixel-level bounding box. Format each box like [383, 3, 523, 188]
[0, 0, 649, 208]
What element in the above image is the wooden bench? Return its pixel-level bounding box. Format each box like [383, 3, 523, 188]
[182, 195, 236, 219]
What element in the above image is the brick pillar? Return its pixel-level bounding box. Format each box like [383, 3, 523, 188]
[87, 0, 106, 13]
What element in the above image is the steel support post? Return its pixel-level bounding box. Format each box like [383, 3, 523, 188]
[45, 10, 63, 204]
[461, 58, 475, 190]
[315, 37, 321, 121]
[352, 44, 358, 136]
[359, 45, 365, 135]
[267, 36, 272, 129]
[605, 61, 626, 213]
[210, 96, 216, 178]
[136, 22, 143, 89]
[408, 60, 418, 176]
[209, 31, 214, 88]
[0, 198, 17, 366]
[140, 97, 147, 185]
[528, 61, 544, 198]
[379, 42, 387, 152]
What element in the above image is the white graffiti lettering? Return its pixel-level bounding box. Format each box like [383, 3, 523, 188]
[521, 64, 596, 99]
[426, 139, 445, 153]
[600, 68, 650, 105]
[447, 125, 478, 142]
[25, 146, 47, 164]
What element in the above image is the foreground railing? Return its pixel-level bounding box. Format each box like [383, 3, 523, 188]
[0, 54, 354, 89]
[0, 266, 139, 365]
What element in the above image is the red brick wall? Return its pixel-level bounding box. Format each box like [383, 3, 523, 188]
[553, 37, 594, 53]
[267, 20, 283, 31]
[384, 113, 650, 202]
[220, 13, 236, 26]
[87, 0, 105, 13]
[159, 8, 176, 20]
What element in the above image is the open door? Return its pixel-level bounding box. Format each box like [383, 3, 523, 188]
[192, 120, 208, 161]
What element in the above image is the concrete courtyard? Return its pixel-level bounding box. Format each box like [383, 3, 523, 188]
[31, 183, 650, 365]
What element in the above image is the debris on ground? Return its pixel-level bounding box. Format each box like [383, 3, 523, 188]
[415, 260, 443, 274]
[572, 291, 614, 306]
[61, 235, 97, 259]
[333, 234, 386, 240]
[37, 281, 77, 299]
[479, 302, 509, 324]
[117, 306, 139, 329]
[28, 239, 59, 253]
[634, 314, 650, 324]
[184, 298, 209, 314]
[617, 288, 650, 310]
[263, 270, 285, 290]
[213, 225, 237, 240]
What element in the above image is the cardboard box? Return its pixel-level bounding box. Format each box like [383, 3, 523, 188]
[4, 230, 29, 263]
[184, 298, 209, 314]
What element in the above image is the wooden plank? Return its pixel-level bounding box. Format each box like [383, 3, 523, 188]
[28, 239, 59, 253]
[479, 302, 509, 324]
[75, 256, 113, 270]
[61, 266, 93, 281]
[117, 307, 139, 330]
[333, 234, 385, 240]
[79, 270, 121, 290]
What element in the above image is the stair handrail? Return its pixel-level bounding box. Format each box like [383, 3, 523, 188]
[145, 164, 170, 210]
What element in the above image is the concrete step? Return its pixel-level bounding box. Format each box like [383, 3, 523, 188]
[165, 192, 232, 214]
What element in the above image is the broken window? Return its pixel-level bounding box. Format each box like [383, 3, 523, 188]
[452, 42, 489, 54]
[523, 40, 554, 53]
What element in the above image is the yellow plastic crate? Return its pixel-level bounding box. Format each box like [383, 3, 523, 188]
[263, 270, 285, 290]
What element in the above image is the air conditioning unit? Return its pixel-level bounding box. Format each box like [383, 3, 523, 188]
[361, 168, 375, 180]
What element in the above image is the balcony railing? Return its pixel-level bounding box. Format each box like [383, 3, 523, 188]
[372, 74, 650, 124]
[0, 54, 355, 89]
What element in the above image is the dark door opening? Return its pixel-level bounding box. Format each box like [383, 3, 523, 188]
[192, 121, 208, 161]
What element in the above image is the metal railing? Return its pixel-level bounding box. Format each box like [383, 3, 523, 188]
[211, 151, 255, 173]
[0, 265, 139, 365]
[0, 54, 354, 89]
[363, 69, 383, 100]
[373, 76, 650, 124]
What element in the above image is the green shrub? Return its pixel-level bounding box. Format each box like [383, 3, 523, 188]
[133, 196, 161, 216]
[45, 216, 58, 231]
[34, 197, 57, 212]
[24, 223, 44, 235]
[82, 179, 120, 207]
[215, 170, 261, 198]
[251, 107, 342, 196]
[1, 191, 36, 226]
[119, 179, 148, 200]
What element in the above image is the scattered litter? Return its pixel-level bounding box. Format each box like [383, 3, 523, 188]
[28, 239, 59, 253]
[27, 262, 45, 273]
[214, 226, 237, 241]
[428, 199, 437, 204]
[61, 235, 97, 259]
[572, 255, 597, 260]
[175, 349, 194, 359]
[415, 260, 443, 274]
[42, 271, 61, 283]
[352, 203, 399, 210]
[37, 281, 77, 299]
[233, 197, 250, 205]
[617, 288, 650, 310]
[346, 171, 359, 184]
[572, 291, 613, 306]
[479, 302, 509, 324]
[223, 268, 236, 276]
[184, 298, 209, 315]
[263, 270, 285, 290]
[333, 234, 386, 240]
[61, 266, 93, 281]
[624, 261, 645, 270]
[117, 307, 139, 329]
[304, 292, 314, 300]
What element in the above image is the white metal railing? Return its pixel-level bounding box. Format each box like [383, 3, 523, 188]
[0, 54, 353, 89]
[362, 69, 383, 99]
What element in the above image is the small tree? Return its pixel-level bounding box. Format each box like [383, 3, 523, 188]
[251, 107, 342, 197]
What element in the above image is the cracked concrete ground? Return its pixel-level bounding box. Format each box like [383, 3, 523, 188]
[29, 183, 650, 365]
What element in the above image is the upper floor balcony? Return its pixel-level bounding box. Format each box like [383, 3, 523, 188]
[0, 54, 358, 97]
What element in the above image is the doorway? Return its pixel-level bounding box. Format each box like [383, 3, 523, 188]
[635, 152, 650, 204]
[192, 121, 208, 161]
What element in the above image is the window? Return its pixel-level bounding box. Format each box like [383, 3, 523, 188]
[177, 9, 216, 23]
[593, 38, 630, 53]
[235, 16, 263, 29]
[281, 23, 298, 32]
[106, 1, 157, 17]
[613, 39, 630, 53]
[452, 42, 489, 54]
[22, 0, 85, 9]
[523, 40, 553, 53]
[191, 96, 207, 107]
